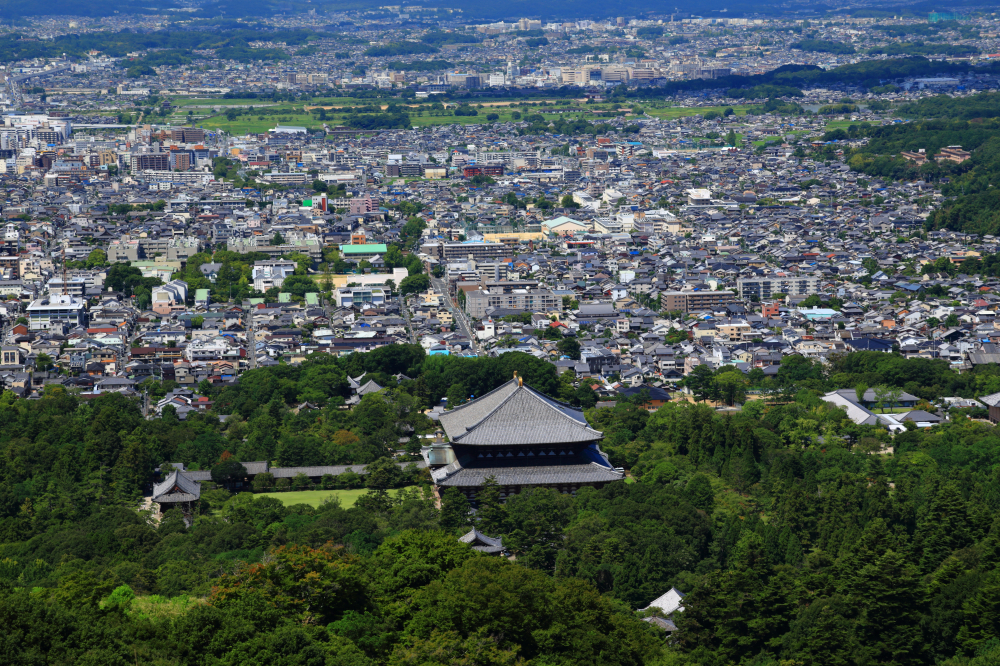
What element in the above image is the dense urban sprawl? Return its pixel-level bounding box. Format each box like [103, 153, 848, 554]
[1, 6, 1000, 666]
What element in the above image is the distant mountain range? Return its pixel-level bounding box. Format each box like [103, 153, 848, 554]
[0, 0, 986, 21]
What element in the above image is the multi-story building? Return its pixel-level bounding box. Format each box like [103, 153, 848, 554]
[936, 146, 971, 164]
[26, 294, 86, 330]
[464, 287, 562, 318]
[474, 150, 541, 167]
[226, 238, 323, 261]
[263, 172, 308, 184]
[169, 127, 206, 144]
[169, 151, 191, 171]
[736, 276, 821, 300]
[422, 241, 511, 261]
[386, 163, 424, 178]
[717, 320, 754, 341]
[335, 287, 387, 308]
[661, 291, 738, 313]
[463, 164, 504, 178]
[131, 153, 170, 171]
[252, 260, 297, 291]
[46, 276, 87, 298]
[184, 337, 241, 363]
[349, 196, 376, 215]
[106, 237, 202, 263]
[151, 280, 189, 315]
[139, 170, 213, 184]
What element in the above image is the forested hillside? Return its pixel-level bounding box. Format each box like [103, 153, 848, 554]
[839, 93, 1000, 236]
[2, 347, 1000, 664]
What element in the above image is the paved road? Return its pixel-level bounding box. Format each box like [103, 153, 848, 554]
[401, 295, 417, 344]
[430, 272, 480, 356]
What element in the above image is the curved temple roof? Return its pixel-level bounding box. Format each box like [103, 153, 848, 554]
[152, 470, 201, 503]
[439, 378, 603, 446]
[432, 460, 623, 487]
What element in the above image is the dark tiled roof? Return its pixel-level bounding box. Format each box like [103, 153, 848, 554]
[644, 617, 679, 632]
[432, 461, 623, 487]
[243, 461, 270, 475]
[269, 462, 425, 478]
[152, 470, 201, 503]
[356, 379, 384, 395]
[459, 528, 504, 553]
[439, 378, 602, 446]
[179, 460, 270, 482]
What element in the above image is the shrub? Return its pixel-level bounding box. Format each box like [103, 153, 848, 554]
[252, 472, 275, 492]
[336, 470, 363, 488]
[102, 584, 135, 611]
[292, 473, 312, 491]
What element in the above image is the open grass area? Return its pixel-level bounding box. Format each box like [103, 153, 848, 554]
[171, 93, 763, 133]
[255, 486, 418, 508]
[129, 595, 205, 620]
[199, 112, 324, 134]
[825, 119, 868, 130]
[180, 95, 775, 135]
[645, 104, 754, 120]
[196, 107, 575, 134]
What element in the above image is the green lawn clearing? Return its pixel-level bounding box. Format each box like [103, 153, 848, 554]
[199, 111, 323, 134]
[825, 119, 868, 130]
[645, 104, 754, 120]
[255, 486, 418, 508]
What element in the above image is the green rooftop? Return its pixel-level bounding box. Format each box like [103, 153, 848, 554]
[339, 243, 388, 255]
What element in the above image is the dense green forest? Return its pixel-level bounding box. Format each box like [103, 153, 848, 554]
[4, 345, 1000, 663]
[582, 57, 1000, 104]
[0, 28, 323, 62]
[897, 92, 1000, 121]
[832, 94, 1000, 236]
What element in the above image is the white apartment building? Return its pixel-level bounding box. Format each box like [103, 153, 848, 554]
[252, 260, 297, 291]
